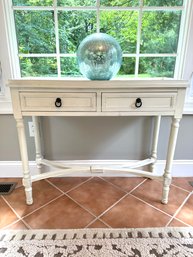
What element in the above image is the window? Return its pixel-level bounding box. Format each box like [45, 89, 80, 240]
[11, 0, 184, 78]
[1, 0, 193, 113]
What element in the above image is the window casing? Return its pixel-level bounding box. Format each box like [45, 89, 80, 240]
[0, 0, 193, 113]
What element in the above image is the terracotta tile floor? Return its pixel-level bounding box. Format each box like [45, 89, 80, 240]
[0, 176, 193, 230]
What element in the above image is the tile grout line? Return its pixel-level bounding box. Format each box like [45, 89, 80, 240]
[84, 217, 101, 228]
[127, 178, 148, 194]
[100, 176, 148, 194]
[50, 176, 137, 225]
[45, 177, 150, 228]
[129, 194, 173, 219]
[1, 179, 69, 225]
[1, 218, 32, 230]
[63, 192, 99, 219]
[165, 192, 193, 227]
[167, 217, 192, 227]
[22, 194, 65, 219]
[1, 195, 22, 220]
[22, 191, 98, 223]
[97, 218, 112, 228]
[1, 192, 33, 230]
[1, 219, 23, 230]
[45, 179, 67, 194]
[29, 176, 174, 227]
[85, 217, 112, 229]
[99, 176, 128, 193]
[64, 177, 167, 227]
[20, 178, 97, 220]
[2, 177, 192, 230]
[5, 176, 122, 228]
[0, 196, 33, 230]
[65, 177, 93, 194]
[96, 185, 167, 225]
[20, 218, 32, 229]
[61, 178, 151, 226]
[46, 176, 93, 194]
[170, 183, 192, 193]
[46, 177, 105, 223]
[94, 192, 132, 221]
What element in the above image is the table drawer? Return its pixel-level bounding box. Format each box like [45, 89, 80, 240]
[102, 92, 176, 112]
[20, 92, 97, 112]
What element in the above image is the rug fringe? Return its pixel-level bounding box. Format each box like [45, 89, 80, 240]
[1, 227, 193, 241]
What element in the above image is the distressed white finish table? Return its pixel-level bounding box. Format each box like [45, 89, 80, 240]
[8, 79, 187, 205]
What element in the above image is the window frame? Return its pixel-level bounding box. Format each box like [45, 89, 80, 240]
[0, 0, 193, 114]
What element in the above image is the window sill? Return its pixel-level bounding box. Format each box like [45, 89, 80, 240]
[183, 101, 193, 115]
[0, 97, 12, 114]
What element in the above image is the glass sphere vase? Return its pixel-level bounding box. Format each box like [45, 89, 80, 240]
[77, 33, 122, 80]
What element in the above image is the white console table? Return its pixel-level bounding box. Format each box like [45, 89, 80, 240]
[8, 79, 187, 205]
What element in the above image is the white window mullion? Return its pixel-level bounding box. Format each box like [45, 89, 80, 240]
[96, 0, 100, 33]
[54, 0, 61, 77]
[139, 53, 177, 57]
[57, 6, 96, 11]
[135, 0, 143, 77]
[60, 54, 76, 57]
[12, 6, 54, 11]
[123, 53, 177, 58]
[99, 6, 183, 11]
[19, 54, 57, 57]
[142, 6, 183, 11]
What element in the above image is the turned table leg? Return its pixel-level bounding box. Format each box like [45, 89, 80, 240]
[162, 117, 180, 204]
[32, 116, 43, 168]
[16, 118, 33, 205]
[150, 115, 161, 173]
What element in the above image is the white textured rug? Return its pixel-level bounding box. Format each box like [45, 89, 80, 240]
[0, 227, 193, 257]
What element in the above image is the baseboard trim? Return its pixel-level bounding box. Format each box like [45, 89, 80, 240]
[0, 160, 192, 178]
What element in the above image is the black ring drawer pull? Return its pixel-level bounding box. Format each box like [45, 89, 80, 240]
[135, 98, 142, 108]
[55, 98, 62, 108]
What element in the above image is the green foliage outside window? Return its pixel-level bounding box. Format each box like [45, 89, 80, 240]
[141, 11, 181, 54]
[14, 11, 56, 54]
[13, 0, 183, 78]
[100, 11, 138, 54]
[58, 11, 96, 53]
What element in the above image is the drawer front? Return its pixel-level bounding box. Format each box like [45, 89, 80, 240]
[102, 92, 176, 112]
[20, 92, 97, 112]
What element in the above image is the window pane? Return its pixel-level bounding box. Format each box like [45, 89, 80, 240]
[139, 57, 176, 78]
[20, 57, 57, 77]
[100, 11, 138, 54]
[14, 11, 56, 54]
[141, 11, 181, 54]
[100, 0, 139, 6]
[12, 0, 53, 6]
[58, 0, 95, 6]
[144, 0, 183, 6]
[61, 57, 81, 77]
[118, 57, 135, 77]
[58, 11, 96, 54]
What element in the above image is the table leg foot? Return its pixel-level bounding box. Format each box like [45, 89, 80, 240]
[22, 178, 33, 205]
[161, 176, 171, 204]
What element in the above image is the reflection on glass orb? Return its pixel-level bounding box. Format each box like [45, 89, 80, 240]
[77, 33, 122, 80]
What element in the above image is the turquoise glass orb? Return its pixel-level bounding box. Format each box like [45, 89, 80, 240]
[77, 33, 122, 80]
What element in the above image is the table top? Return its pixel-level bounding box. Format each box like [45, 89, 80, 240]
[8, 78, 188, 89]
